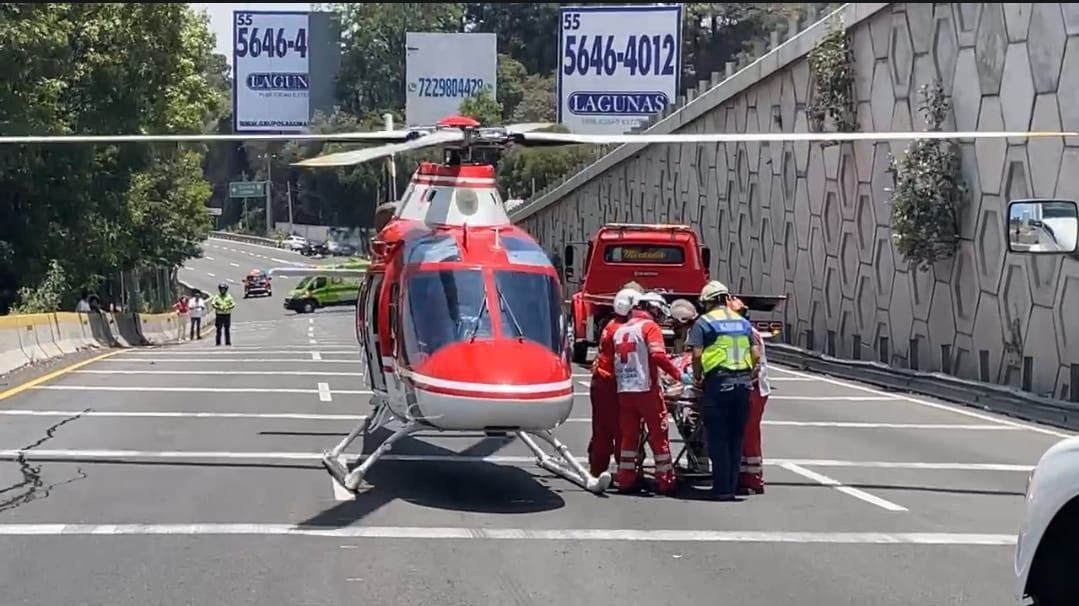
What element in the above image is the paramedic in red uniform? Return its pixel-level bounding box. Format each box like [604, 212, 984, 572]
[612, 291, 683, 494]
[727, 296, 771, 495]
[587, 288, 639, 478]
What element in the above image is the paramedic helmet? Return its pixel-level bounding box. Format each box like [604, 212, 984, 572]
[670, 298, 698, 325]
[612, 288, 640, 317]
[699, 280, 729, 304]
[637, 291, 670, 319]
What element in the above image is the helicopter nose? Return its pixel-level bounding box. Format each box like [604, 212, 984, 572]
[410, 339, 572, 399]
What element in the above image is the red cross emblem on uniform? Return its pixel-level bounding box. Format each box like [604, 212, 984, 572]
[615, 332, 637, 363]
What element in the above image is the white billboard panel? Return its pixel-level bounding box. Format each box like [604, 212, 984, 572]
[233, 10, 311, 133]
[405, 32, 498, 127]
[557, 5, 683, 135]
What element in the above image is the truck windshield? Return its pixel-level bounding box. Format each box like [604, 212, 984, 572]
[603, 244, 685, 264]
[402, 268, 492, 360]
[494, 270, 563, 355]
[296, 277, 312, 290]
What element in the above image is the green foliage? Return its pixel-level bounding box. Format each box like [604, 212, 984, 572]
[0, 3, 227, 311]
[805, 16, 857, 133]
[459, 89, 504, 126]
[11, 259, 68, 315]
[888, 80, 969, 272]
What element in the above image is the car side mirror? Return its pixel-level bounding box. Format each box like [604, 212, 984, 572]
[1007, 198, 1079, 254]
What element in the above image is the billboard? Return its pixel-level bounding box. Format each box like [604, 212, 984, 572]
[557, 5, 683, 135]
[233, 10, 314, 133]
[405, 32, 498, 127]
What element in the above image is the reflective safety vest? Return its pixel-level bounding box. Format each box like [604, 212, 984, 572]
[210, 293, 236, 314]
[611, 318, 651, 393]
[699, 307, 753, 375]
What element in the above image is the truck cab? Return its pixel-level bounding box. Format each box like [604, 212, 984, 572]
[561, 223, 710, 364]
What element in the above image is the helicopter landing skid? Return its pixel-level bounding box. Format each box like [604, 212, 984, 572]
[516, 429, 613, 495]
[321, 403, 423, 493]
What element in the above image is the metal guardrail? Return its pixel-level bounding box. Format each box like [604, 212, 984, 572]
[766, 343, 1079, 433]
[208, 231, 282, 248]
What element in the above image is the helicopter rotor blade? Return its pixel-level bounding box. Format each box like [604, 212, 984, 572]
[515, 130, 1079, 146]
[0, 131, 415, 145]
[502, 122, 556, 134]
[292, 130, 466, 168]
[268, 266, 368, 278]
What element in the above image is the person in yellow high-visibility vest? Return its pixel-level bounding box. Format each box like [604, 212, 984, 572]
[209, 282, 236, 346]
[686, 281, 761, 501]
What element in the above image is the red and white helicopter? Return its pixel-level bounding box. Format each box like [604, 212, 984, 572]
[3, 117, 1073, 496]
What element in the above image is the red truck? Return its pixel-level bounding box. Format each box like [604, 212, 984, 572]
[560, 223, 786, 364]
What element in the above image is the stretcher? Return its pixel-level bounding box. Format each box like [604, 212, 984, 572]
[631, 354, 713, 487]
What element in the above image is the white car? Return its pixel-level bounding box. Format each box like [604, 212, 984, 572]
[282, 235, 307, 251]
[1015, 435, 1079, 605]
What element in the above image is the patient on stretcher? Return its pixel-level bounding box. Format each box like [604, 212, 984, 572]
[659, 352, 711, 477]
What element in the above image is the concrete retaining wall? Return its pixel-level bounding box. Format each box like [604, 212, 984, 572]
[512, 2, 1079, 401]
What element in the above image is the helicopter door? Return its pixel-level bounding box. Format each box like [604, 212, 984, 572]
[359, 272, 387, 393]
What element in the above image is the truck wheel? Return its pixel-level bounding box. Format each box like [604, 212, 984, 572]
[1028, 504, 1079, 605]
[572, 341, 590, 365]
[302, 299, 316, 314]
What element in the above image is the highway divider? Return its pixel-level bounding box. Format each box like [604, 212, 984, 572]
[209, 231, 282, 248]
[766, 343, 1079, 433]
[0, 280, 218, 378]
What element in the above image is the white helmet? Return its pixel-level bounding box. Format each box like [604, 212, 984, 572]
[700, 280, 730, 302]
[612, 288, 640, 316]
[637, 291, 671, 318]
[670, 298, 698, 324]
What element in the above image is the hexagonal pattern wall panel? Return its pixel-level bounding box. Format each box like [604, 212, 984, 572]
[516, 3, 1079, 398]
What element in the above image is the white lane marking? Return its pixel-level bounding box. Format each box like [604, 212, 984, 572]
[761, 421, 1022, 430]
[121, 350, 358, 355]
[0, 524, 1014, 545]
[571, 383, 892, 401]
[226, 279, 237, 284]
[0, 411, 1016, 432]
[309, 318, 314, 325]
[98, 358, 362, 364]
[312, 352, 322, 361]
[205, 256, 215, 261]
[775, 366, 1073, 439]
[229, 262, 240, 268]
[32, 386, 375, 395]
[317, 382, 333, 402]
[72, 370, 363, 377]
[780, 462, 908, 512]
[0, 449, 1035, 472]
[310, 339, 318, 345]
[207, 272, 216, 278]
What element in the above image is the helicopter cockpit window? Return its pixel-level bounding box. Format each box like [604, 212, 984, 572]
[494, 270, 563, 356]
[404, 232, 462, 264]
[403, 268, 492, 361]
[502, 235, 555, 269]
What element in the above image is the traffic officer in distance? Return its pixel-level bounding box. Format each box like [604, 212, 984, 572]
[209, 282, 236, 346]
[687, 281, 762, 501]
[588, 288, 642, 478]
[612, 291, 683, 495]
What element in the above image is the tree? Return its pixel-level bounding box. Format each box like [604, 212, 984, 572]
[0, 3, 227, 311]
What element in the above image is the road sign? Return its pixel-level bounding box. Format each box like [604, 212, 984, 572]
[207, 207, 223, 216]
[229, 181, 267, 198]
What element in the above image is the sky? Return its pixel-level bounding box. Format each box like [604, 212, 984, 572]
[190, 2, 315, 64]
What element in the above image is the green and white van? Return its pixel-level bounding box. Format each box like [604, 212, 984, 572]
[283, 273, 361, 314]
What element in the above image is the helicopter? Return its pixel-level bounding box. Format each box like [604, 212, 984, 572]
[4, 116, 1075, 497]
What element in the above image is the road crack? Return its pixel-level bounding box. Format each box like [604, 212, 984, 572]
[0, 408, 91, 514]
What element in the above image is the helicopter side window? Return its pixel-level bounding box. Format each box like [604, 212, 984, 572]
[402, 268, 491, 362]
[494, 270, 563, 356]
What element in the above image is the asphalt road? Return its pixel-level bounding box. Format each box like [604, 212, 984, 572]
[0, 236, 1064, 605]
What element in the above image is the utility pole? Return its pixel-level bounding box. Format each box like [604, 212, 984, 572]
[264, 152, 273, 236]
[286, 179, 294, 229]
[383, 112, 398, 202]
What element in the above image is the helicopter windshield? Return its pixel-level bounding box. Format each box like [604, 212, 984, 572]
[403, 268, 493, 360]
[494, 270, 564, 356]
